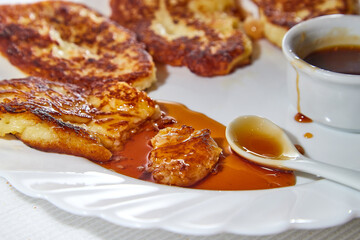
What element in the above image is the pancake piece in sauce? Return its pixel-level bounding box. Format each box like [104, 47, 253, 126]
[0, 77, 160, 162]
[252, 0, 358, 47]
[148, 125, 222, 187]
[110, 0, 252, 77]
[0, 1, 156, 90]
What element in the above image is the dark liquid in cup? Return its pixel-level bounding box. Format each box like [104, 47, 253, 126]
[303, 45, 360, 75]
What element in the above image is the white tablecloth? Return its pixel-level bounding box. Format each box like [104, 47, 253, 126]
[1, 177, 359, 240]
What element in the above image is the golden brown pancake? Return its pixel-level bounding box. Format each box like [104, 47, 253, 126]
[0, 77, 160, 162]
[0, 1, 156, 90]
[252, 0, 358, 47]
[110, 0, 252, 77]
[147, 125, 222, 186]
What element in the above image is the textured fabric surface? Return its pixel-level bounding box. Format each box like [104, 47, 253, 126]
[1, 177, 359, 240]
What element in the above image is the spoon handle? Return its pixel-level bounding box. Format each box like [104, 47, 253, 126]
[283, 158, 360, 191]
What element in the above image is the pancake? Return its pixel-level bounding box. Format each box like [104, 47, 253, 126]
[0, 77, 160, 162]
[147, 125, 222, 186]
[110, 0, 252, 77]
[0, 1, 156, 90]
[252, 0, 358, 47]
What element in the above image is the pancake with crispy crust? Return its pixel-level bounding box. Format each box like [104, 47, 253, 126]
[110, 0, 252, 77]
[253, 0, 358, 47]
[0, 1, 156, 90]
[148, 125, 222, 187]
[0, 77, 160, 162]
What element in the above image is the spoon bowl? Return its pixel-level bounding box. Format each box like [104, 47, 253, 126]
[226, 115, 360, 191]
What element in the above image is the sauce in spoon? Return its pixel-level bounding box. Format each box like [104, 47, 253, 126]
[226, 115, 360, 191]
[231, 118, 284, 159]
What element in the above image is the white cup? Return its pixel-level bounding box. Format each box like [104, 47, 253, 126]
[282, 14, 360, 132]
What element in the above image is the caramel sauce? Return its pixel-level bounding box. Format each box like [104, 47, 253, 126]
[294, 113, 313, 123]
[102, 125, 157, 180]
[295, 66, 301, 113]
[232, 120, 283, 159]
[243, 17, 264, 40]
[295, 144, 305, 155]
[293, 67, 313, 123]
[101, 101, 295, 191]
[304, 132, 313, 139]
[304, 45, 360, 75]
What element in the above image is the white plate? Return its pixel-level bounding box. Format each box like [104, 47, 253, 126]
[0, 0, 359, 236]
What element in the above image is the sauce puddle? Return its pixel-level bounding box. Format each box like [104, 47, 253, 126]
[100, 101, 295, 191]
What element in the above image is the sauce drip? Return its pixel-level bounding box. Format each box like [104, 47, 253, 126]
[295, 144, 305, 155]
[304, 132, 313, 139]
[304, 45, 360, 75]
[293, 67, 313, 123]
[295, 113, 313, 123]
[100, 101, 295, 191]
[244, 17, 264, 40]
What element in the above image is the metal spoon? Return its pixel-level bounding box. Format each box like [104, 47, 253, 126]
[225, 115, 360, 191]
